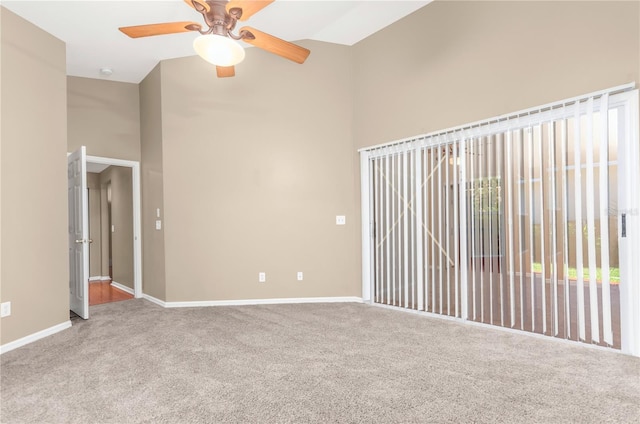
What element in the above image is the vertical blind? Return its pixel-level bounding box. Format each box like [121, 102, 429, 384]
[360, 84, 640, 355]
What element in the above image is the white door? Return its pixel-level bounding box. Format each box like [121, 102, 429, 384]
[68, 146, 89, 319]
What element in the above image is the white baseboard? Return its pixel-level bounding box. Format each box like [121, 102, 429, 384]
[142, 293, 167, 307]
[110, 281, 135, 295]
[141, 294, 363, 309]
[0, 320, 72, 355]
[89, 276, 111, 282]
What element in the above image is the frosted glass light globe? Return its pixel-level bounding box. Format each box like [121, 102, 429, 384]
[193, 34, 245, 67]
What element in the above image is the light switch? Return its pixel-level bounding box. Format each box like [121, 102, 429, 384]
[155, 220, 162, 230]
[111, 225, 115, 233]
[156, 208, 161, 218]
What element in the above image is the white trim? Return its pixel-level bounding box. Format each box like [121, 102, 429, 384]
[142, 293, 167, 307]
[110, 281, 135, 296]
[619, 89, 640, 357]
[0, 321, 72, 355]
[89, 276, 111, 282]
[85, 155, 142, 299]
[142, 294, 363, 309]
[360, 151, 372, 303]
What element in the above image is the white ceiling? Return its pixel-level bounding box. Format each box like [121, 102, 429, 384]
[86, 162, 111, 173]
[2, 0, 431, 83]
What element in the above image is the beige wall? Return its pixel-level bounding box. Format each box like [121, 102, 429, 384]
[139, 1, 639, 303]
[67, 76, 141, 160]
[159, 40, 359, 301]
[99, 166, 134, 289]
[88, 167, 134, 286]
[139, 65, 167, 300]
[0, 8, 69, 345]
[350, 0, 639, 299]
[87, 172, 102, 277]
[353, 0, 640, 149]
[2, 1, 638, 346]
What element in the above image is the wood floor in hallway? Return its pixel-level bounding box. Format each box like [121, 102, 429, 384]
[89, 281, 134, 306]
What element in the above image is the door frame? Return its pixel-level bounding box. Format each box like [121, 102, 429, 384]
[86, 155, 143, 299]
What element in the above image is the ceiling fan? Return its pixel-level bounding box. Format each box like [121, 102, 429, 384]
[119, 0, 311, 78]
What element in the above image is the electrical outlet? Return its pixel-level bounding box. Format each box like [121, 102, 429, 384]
[1, 301, 11, 318]
[297, 272, 303, 281]
[258, 272, 266, 283]
[336, 215, 346, 225]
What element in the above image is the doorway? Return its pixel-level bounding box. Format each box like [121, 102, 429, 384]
[68, 151, 142, 318]
[86, 155, 142, 301]
[87, 165, 136, 305]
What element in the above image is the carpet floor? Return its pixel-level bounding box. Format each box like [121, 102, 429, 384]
[1, 299, 639, 423]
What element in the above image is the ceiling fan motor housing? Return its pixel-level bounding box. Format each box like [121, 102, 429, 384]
[199, 0, 238, 36]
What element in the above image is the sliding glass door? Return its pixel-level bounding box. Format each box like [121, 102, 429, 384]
[360, 86, 640, 355]
[464, 106, 622, 347]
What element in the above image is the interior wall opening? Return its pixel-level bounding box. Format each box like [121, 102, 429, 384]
[86, 165, 135, 306]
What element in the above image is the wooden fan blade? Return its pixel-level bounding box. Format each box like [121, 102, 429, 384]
[226, 0, 274, 21]
[119, 22, 201, 38]
[240, 27, 310, 64]
[216, 66, 236, 78]
[183, 0, 210, 13]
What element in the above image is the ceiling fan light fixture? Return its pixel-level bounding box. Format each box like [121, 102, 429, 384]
[193, 34, 245, 67]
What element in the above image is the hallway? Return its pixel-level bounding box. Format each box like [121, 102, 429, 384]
[89, 281, 133, 306]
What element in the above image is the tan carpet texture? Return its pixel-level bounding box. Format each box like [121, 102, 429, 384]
[1, 299, 639, 423]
